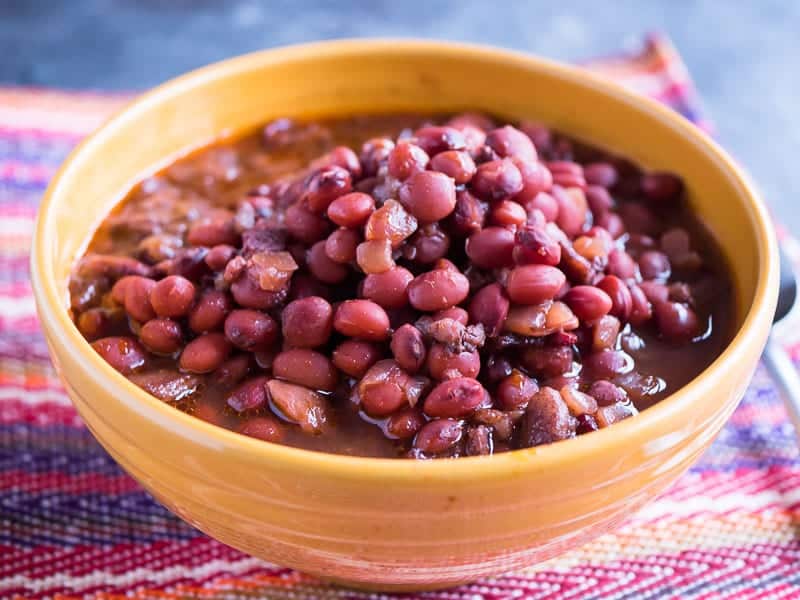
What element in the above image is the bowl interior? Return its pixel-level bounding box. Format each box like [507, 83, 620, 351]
[35, 40, 775, 471]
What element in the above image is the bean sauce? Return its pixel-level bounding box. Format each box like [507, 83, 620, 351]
[70, 113, 734, 458]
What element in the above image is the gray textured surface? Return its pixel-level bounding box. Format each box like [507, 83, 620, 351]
[1, 0, 798, 230]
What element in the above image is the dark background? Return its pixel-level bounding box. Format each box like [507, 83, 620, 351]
[1, 0, 797, 229]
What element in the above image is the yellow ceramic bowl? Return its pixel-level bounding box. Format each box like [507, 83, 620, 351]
[31, 40, 778, 591]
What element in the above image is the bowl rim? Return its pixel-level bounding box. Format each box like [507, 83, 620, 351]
[31, 38, 779, 481]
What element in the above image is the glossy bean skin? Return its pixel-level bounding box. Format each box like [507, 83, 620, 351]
[413, 419, 463, 454]
[468, 283, 509, 336]
[224, 309, 278, 351]
[333, 300, 391, 341]
[506, 265, 566, 305]
[123, 276, 157, 323]
[387, 141, 429, 180]
[281, 296, 333, 348]
[91, 337, 148, 374]
[188, 289, 231, 333]
[430, 150, 477, 184]
[140, 318, 183, 355]
[179, 333, 232, 374]
[238, 416, 285, 443]
[470, 159, 523, 201]
[398, 170, 457, 223]
[407, 269, 470, 312]
[426, 345, 481, 380]
[332, 340, 382, 378]
[273, 348, 338, 391]
[423, 377, 487, 418]
[150, 275, 196, 318]
[361, 266, 413, 308]
[325, 228, 360, 264]
[327, 192, 375, 228]
[391, 324, 427, 373]
[563, 286, 613, 322]
[465, 227, 515, 268]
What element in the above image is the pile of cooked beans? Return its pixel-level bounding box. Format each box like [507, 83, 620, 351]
[69, 113, 733, 458]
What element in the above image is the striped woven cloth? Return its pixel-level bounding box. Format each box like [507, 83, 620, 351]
[3, 35, 800, 599]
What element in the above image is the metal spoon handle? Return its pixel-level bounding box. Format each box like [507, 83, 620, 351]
[762, 335, 800, 433]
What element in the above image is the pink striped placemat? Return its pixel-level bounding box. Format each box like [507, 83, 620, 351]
[2, 35, 799, 599]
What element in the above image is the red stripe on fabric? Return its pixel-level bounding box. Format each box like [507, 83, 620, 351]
[0, 399, 79, 426]
[0, 470, 140, 494]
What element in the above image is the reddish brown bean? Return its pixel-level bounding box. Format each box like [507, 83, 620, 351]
[224, 309, 277, 351]
[628, 285, 653, 325]
[122, 276, 157, 323]
[324, 228, 360, 264]
[187, 217, 238, 247]
[140, 318, 182, 355]
[597, 275, 633, 321]
[470, 158, 523, 201]
[465, 226, 515, 268]
[361, 266, 413, 309]
[111, 275, 136, 305]
[519, 387, 576, 447]
[525, 191, 559, 222]
[521, 345, 573, 378]
[385, 408, 425, 440]
[563, 285, 612, 322]
[77, 308, 111, 341]
[585, 185, 613, 216]
[430, 150, 477, 184]
[307, 240, 348, 284]
[398, 170, 457, 223]
[204, 244, 236, 271]
[238, 416, 285, 443]
[284, 202, 331, 244]
[654, 301, 700, 342]
[513, 158, 552, 203]
[359, 137, 394, 177]
[91, 336, 148, 374]
[427, 345, 481, 380]
[640, 280, 669, 304]
[638, 250, 671, 281]
[413, 418, 463, 454]
[606, 249, 638, 281]
[357, 360, 423, 417]
[334, 299, 391, 341]
[588, 380, 628, 406]
[227, 376, 269, 412]
[506, 265, 566, 305]
[423, 377, 486, 418]
[391, 324, 427, 373]
[434, 306, 469, 325]
[596, 212, 625, 239]
[318, 145, 362, 179]
[485, 126, 537, 161]
[468, 283, 510, 336]
[302, 166, 352, 213]
[413, 125, 466, 156]
[281, 296, 333, 348]
[387, 141, 429, 180]
[584, 162, 618, 188]
[332, 340, 382, 377]
[584, 349, 633, 379]
[356, 239, 394, 274]
[449, 189, 486, 236]
[327, 192, 375, 228]
[497, 369, 538, 411]
[513, 224, 561, 266]
[149, 275, 195, 318]
[547, 161, 586, 190]
[552, 186, 587, 237]
[230, 274, 286, 310]
[273, 348, 338, 392]
[188, 289, 231, 333]
[403, 224, 450, 264]
[407, 269, 470, 312]
[212, 354, 251, 387]
[641, 172, 684, 201]
[179, 333, 232, 374]
[490, 200, 527, 227]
